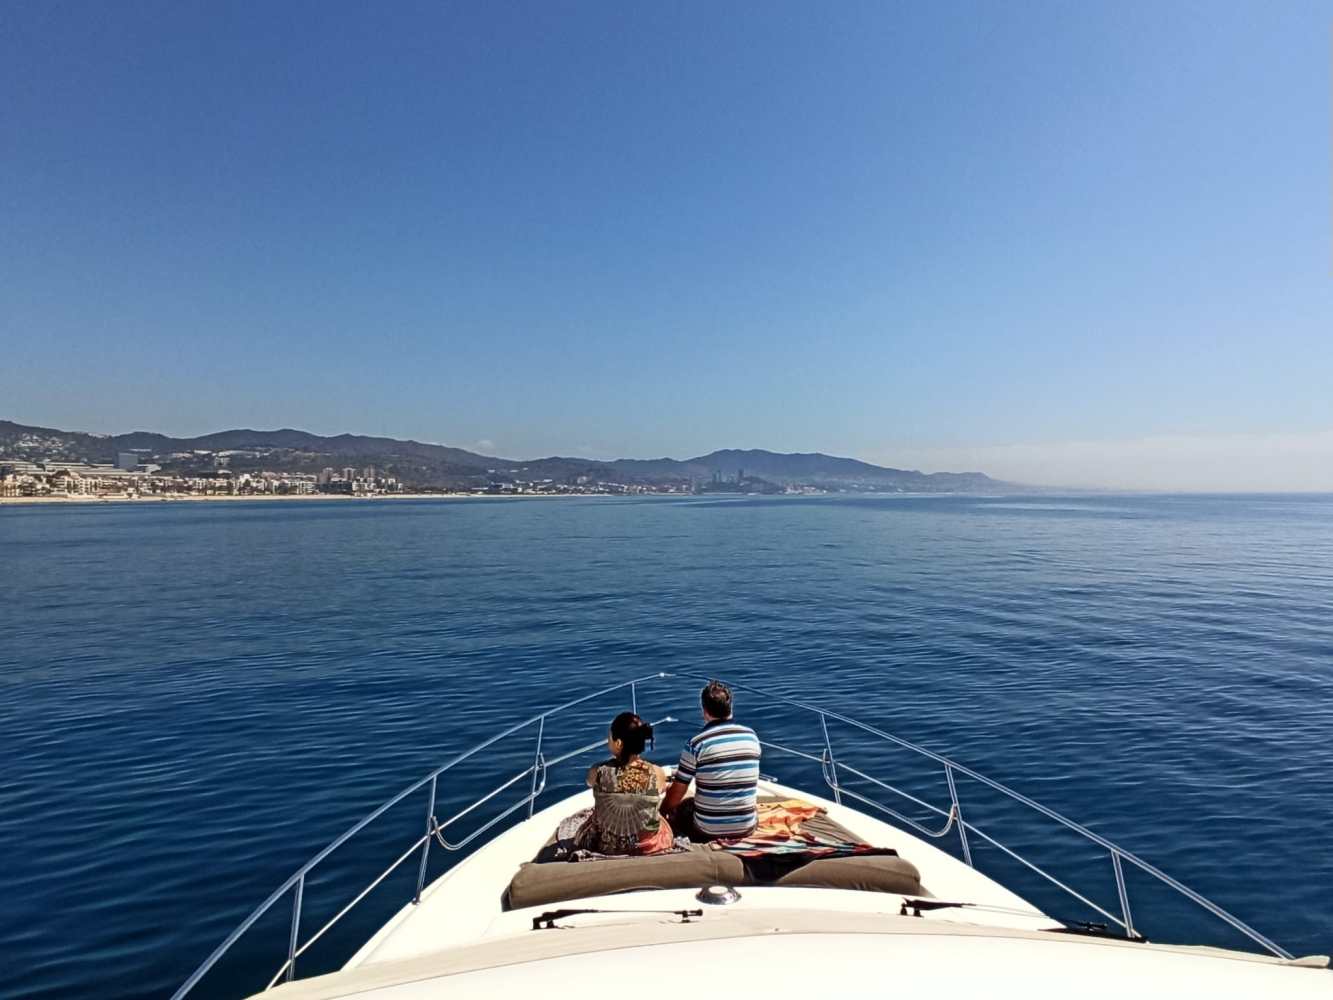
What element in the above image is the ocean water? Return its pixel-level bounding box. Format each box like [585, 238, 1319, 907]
[2, 493, 1331, 998]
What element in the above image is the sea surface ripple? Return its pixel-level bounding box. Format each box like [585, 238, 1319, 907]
[2, 493, 1331, 997]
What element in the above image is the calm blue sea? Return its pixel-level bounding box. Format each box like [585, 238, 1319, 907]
[2, 494, 1331, 998]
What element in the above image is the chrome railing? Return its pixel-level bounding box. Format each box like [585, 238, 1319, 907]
[172, 671, 1294, 998]
[170, 674, 675, 999]
[705, 674, 1292, 959]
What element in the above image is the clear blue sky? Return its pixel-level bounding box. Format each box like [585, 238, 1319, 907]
[2, 2, 1329, 486]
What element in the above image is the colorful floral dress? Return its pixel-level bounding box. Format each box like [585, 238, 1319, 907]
[574, 758, 674, 855]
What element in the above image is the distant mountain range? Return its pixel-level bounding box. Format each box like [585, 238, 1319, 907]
[0, 419, 1001, 492]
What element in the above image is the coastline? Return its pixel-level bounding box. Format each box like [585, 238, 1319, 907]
[0, 492, 608, 507]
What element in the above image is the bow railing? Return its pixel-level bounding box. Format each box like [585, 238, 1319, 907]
[704, 675, 1291, 959]
[172, 671, 1295, 999]
[171, 674, 670, 999]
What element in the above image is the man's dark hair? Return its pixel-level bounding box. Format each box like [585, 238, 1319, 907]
[701, 680, 733, 720]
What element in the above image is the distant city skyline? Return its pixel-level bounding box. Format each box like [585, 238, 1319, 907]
[3, 3, 1330, 491]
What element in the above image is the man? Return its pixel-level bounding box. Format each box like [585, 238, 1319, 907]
[661, 680, 761, 840]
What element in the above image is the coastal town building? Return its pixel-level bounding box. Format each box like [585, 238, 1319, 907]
[0, 460, 400, 499]
[2, 443, 714, 501]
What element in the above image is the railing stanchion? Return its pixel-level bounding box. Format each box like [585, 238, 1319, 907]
[631, 681, 637, 715]
[1111, 849, 1135, 939]
[819, 712, 841, 804]
[944, 764, 973, 867]
[285, 875, 304, 983]
[413, 774, 438, 904]
[527, 717, 545, 819]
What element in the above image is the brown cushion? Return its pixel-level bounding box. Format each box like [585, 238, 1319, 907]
[773, 854, 924, 895]
[505, 849, 747, 910]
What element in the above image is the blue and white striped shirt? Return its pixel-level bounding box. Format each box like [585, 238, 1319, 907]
[673, 720, 761, 837]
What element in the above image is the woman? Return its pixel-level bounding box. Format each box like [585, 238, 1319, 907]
[573, 712, 674, 856]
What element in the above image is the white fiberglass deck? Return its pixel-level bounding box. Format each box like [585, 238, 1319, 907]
[346, 777, 1053, 967]
[349, 777, 1052, 967]
[271, 927, 1332, 1000]
[265, 779, 1328, 1000]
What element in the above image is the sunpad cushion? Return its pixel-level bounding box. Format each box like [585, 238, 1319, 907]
[773, 854, 924, 895]
[506, 848, 746, 910]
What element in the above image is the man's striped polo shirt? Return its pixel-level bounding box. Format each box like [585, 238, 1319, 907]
[673, 719, 762, 837]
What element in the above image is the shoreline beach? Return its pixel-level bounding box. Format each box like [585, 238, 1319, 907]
[0, 491, 655, 508]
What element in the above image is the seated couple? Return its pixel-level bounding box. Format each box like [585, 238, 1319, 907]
[574, 680, 761, 856]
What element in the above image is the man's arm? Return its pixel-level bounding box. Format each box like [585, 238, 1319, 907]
[660, 775, 688, 815]
[660, 744, 696, 816]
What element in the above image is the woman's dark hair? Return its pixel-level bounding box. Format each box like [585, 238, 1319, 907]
[611, 711, 654, 763]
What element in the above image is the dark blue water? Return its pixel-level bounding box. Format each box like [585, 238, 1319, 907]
[3, 494, 1331, 998]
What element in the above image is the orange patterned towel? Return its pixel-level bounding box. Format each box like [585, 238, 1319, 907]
[753, 799, 825, 838]
[712, 798, 898, 859]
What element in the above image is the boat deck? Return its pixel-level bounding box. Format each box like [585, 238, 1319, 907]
[261, 778, 1328, 999]
[345, 776, 1059, 969]
[170, 675, 1324, 1000]
[271, 911, 1330, 1000]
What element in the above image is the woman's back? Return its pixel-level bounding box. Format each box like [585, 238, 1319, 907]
[594, 757, 660, 795]
[579, 758, 671, 855]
